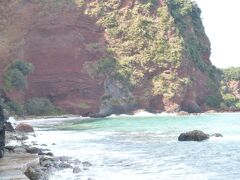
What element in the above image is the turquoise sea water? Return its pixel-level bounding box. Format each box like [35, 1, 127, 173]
[27, 113, 240, 180]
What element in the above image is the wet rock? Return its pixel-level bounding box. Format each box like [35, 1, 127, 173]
[211, 133, 223, 137]
[40, 157, 55, 167]
[73, 159, 81, 165]
[41, 144, 47, 146]
[25, 166, 49, 180]
[31, 141, 38, 145]
[52, 143, 56, 145]
[178, 130, 209, 141]
[82, 161, 92, 167]
[59, 156, 71, 162]
[59, 162, 72, 169]
[15, 123, 34, 133]
[16, 134, 29, 141]
[14, 147, 27, 153]
[46, 152, 54, 157]
[73, 166, 81, 174]
[26, 147, 43, 154]
[5, 145, 15, 152]
[5, 122, 15, 132]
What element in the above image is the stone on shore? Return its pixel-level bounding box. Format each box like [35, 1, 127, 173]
[178, 130, 209, 141]
[82, 161, 92, 167]
[5, 122, 15, 132]
[15, 123, 34, 133]
[25, 166, 48, 180]
[73, 166, 81, 174]
[26, 147, 43, 154]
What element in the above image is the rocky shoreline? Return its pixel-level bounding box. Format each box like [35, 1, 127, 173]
[3, 120, 93, 180]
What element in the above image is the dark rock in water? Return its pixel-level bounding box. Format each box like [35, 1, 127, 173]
[59, 156, 71, 162]
[25, 166, 49, 180]
[26, 147, 43, 154]
[16, 134, 29, 141]
[211, 133, 223, 137]
[4, 145, 15, 152]
[5, 122, 15, 132]
[40, 157, 55, 167]
[46, 152, 54, 157]
[73, 166, 81, 174]
[82, 161, 92, 167]
[15, 123, 34, 133]
[52, 143, 56, 145]
[59, 162, 72, 169]
[41, 144, 47, 146]
[178, 130, 209, 141]
[31, 141, 38, 145]
[14, 147, 27, 153]
[73, 159, 81, 165]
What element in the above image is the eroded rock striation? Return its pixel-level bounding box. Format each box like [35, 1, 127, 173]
[0, 0, 221, 116]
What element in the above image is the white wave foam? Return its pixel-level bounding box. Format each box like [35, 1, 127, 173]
[133, 110, 156, 117]
[18, 116, 87, 126]
[7, 116, 18, 128]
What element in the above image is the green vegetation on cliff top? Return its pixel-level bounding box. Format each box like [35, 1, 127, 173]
[84, 0, 220, 105]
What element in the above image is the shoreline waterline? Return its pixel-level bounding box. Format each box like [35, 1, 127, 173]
[24, 112, 240, 180]
[17, 110, 240, 123]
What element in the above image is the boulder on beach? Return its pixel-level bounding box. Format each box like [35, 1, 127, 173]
[26, 147, 43, 154]
[25, 166, 48, 180]
[178, 130, 209, 141]
[15, 123, 34, 133]
[5, 122, 15, 132]
[73, 166, 81, 174]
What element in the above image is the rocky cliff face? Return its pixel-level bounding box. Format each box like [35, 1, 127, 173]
[0, 0, 220, 116]
[227, 81, 240, 100]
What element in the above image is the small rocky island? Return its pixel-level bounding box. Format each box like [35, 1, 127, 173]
[178, 130, 223, 141]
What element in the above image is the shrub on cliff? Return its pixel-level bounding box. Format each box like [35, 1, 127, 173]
[3, 60, 33, 91]
[222, 93, 238, 107]
[222, 67, 240, 81]
[4, 69, 27, 91]
[205, 95, 221, 108]
[5, 101, 24, 116]
[25, 97, 61, 116]
[10, 60, 33, 75]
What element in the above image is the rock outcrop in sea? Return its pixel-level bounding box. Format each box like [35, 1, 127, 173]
[178, 130, 223, 141]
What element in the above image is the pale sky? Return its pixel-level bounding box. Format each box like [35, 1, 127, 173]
[195, 0, 240, 68]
